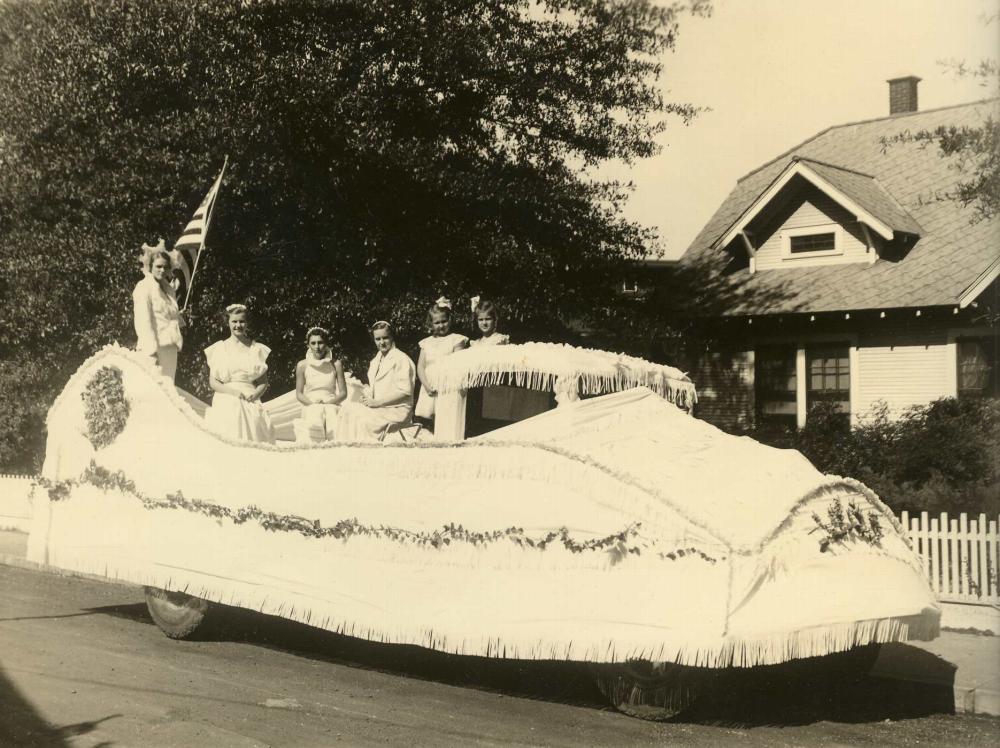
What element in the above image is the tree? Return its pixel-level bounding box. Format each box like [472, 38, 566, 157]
[0, 0, 709, 471]
[882, 45, 1000, 221]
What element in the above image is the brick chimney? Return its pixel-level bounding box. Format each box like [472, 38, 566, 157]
[887, 76, 921, 115]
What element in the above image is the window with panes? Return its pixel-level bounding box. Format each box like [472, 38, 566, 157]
[754, 345, 797, 430]
[806, 344, 850, 420]
[957, 337, 998, 398]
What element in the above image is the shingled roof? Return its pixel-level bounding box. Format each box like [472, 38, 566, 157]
[681, 99, 1000, 315]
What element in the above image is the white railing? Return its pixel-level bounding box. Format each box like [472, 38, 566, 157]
[900, 511, 1000, 605]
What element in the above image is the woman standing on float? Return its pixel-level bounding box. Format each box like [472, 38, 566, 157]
[335, 321, 416, 442]
[203, 304, 275, 443]
[132, 240, 184, 381]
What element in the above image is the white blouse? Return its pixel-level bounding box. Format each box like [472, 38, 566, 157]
[204, 338, 270, 385]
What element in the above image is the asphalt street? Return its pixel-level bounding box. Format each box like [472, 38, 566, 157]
[1, 564, 997, 747]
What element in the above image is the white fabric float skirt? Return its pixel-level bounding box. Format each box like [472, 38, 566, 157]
[293, 403, 341, 443]
[335, 401, 411, 442]
[205, 383, 275, 444]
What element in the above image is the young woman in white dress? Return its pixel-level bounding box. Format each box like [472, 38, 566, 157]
[335, 321, 416, 442]
[293, 326, 347, 442]
[132, 240, 184, 380]
[415, 297, 468, 425]
[203, 304, 275, 443]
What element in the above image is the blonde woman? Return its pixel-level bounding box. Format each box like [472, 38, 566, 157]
[132, 240, 184, 380]
[203, 304, 275, 443]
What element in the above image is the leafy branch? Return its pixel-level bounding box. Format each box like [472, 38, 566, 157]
[810, 497, 884, 553]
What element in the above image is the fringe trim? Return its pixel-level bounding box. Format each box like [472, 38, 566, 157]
[425, 342, 698, 408]
[39, 545, 939, 667]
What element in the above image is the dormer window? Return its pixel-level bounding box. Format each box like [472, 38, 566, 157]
[782, 225, 843, 258]
[790, 232, 835, 253]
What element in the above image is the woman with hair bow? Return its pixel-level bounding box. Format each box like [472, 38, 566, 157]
[132, 239, 184, 380]
[202, 303, 275, 443]
[335, 321, 416, 442]
[414, 296, 468, 428]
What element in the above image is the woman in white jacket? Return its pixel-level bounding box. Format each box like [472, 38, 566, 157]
[132, 241, 184, 380]
[335, 321, 416, 442]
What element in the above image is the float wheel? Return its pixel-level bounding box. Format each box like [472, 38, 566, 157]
[591, 660, 716, 720]
[144, 586, 210, 639]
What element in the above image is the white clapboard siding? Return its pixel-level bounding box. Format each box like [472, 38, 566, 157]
[753, 186, 870, 270]
[854, 331, 952, 418]
[901, 510, 1000, 605]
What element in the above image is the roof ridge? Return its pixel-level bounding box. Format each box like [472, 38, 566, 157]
[869, 174, 923, 233]
[794, 156, 874, 179]
[736, 97, 999, 185]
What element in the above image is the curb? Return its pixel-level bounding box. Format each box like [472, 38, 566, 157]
[870, 643, 1000, 717]
[0, 553, 140, 588]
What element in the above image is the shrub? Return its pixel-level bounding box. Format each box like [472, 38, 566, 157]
[751, 397, 1000, 515]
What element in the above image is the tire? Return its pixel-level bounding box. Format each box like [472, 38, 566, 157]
[823, 643, 882, 681]
[591, 660, 717, 721]
[144, 586, 210, 639]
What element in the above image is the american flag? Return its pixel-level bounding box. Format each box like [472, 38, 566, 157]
[170, 158, 228, 309]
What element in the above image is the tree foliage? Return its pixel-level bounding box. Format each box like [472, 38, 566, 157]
[0, 0, 707, 471]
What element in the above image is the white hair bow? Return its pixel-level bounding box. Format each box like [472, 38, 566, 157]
[435, 296, 452, 310]
[470, 295, 480, 313]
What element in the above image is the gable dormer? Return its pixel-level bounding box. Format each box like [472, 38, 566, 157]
[713, 158, 921, 274]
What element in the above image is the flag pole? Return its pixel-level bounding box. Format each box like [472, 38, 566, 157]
[182, 155, 229, 311]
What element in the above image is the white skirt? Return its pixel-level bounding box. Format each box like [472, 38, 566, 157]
[293, 402, 341, 443]
[205, 385, 275, 444]
[335, 401, 411, 442]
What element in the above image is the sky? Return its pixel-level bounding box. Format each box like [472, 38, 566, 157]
[605, 0, 1000, 259]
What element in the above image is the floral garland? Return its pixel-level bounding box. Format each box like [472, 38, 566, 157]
[81, 366, 130, 449]
[51, 346, 907, 558]
[810, 497, 884, 552]
[33, 462, 722, 563]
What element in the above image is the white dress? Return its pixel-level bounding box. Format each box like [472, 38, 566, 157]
[293, 353, 342, 442]
[132, 275, 183, 380]
[203, 338, 275, 443]
[470, 333, 509, 347]
[335, 347, 415, 442]
[415, 332, 469, 419]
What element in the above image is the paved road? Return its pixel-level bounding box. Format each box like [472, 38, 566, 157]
[1, 564, 997, 747]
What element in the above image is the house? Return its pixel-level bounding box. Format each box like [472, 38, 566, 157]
[680, 78, 999, 431]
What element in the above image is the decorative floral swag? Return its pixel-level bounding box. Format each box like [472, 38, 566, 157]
[81, 366, 130, 449]
[810, 497, 884, 552]
[34, 463, 720, 564]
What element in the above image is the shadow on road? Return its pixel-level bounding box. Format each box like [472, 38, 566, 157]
[86, 600, 959, 726]
[0, 662, 121, 747]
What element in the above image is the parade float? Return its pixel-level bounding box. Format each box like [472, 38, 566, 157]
[27, 342, 939, 717]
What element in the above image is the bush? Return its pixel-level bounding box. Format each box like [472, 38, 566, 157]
[751, 398, 1000, 516]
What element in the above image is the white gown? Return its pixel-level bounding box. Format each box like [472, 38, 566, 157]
[293, 353, 342, 442]
[415, 332, 469, 419]
[335, 347, 415, 442]
[203, 338, 275, 443]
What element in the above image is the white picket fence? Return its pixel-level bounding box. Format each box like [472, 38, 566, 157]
[900, 511, 1000, 605]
